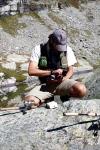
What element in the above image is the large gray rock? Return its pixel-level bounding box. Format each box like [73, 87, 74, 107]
[1, 62, 16, 70]
[0, 99, 100, 150]
[7, 53, 30, 63]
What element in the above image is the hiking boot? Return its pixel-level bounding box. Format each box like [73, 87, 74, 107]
[45, 96, 54, 103]
[60, 95, 70, 102]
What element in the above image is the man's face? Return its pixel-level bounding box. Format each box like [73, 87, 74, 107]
[51, 42, 61, 54]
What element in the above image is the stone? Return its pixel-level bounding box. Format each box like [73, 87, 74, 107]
[7, 53, 29, 63]
[1, 96, 8, 101]
[10, 4, 17, 11]
[0, 56, 2, 61]
[1, 5, 10, 12]
[20, 63, 29, 71]
[0, 72, 4, 77]
[1, 77, 16, 85]
[8, 96, 22, 106]
[46, 101, 58, 109]
[1, 62, 16, 70]
[77, 58, 93, 68]
[10, 11, 17, 15]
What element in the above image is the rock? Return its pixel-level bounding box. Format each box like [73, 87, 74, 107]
[1, 77, 16, 88]
[63, 100, 99, 114]
[0, 72, 4, 78]
[1, 96, 8, 101]
[0, 99, 100, 150]
[10, 11, 17, 15]
[8, 96, 22, 106]
[46, 101, 58, 109]
[77, 58, 93, 68]
[7, 53, 29, 63]
[84, 68, 100, 99]
[10, 4, 17, 11]
[1, 5, 10, 12]
[1, 85, 17, 93]
[20, 63, 28, 71]
[1, 62, 16, 70]
[0, 56, 2, 61]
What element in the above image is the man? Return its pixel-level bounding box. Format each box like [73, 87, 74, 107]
[24, 29, 87, 106]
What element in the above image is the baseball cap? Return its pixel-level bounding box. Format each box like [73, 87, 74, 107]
[49, 29, 67, 52]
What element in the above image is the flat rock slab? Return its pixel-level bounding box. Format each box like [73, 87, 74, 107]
[0, 99, 100, 150]
[7, 53, 30, 63]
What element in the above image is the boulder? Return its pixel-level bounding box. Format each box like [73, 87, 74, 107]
[1, 62, 16, 70]
[7, 53, 29, 63]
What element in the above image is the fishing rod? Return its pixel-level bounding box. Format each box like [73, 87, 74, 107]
[0, 102, 37, 116]
[63, 111, 100, 136]
[47, 111, 100, 136]
[63, 112, 100, 117]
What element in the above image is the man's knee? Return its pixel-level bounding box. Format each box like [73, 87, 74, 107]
[69, 82, 87, 98]
[24, 95, 40, 106]
[76, 83, 87, 97]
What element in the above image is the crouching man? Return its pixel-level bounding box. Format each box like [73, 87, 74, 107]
[24, 29, 87, 107]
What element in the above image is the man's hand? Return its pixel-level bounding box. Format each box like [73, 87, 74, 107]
[47, 75, 63, 83]
[52, 69, 63, 76]
[47, 69, 63, 83]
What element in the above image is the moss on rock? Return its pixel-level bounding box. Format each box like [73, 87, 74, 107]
[0, 65, 26, 82]
[0, 14, 27, 36]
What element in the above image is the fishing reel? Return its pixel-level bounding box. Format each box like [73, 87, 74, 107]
[88, 119, 100, 137]
[49, 69, 67, 81]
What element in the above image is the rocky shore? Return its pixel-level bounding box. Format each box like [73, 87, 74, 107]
[0, 0, 100, 149]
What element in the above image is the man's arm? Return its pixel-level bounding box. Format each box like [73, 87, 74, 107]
[63, 66, 74, 80]
[28, 61, 51, 77]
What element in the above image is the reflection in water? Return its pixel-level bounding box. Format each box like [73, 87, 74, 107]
[1, 86, 17, 93]
[0, 82, 27, 108]
[0, 85, 18, 108]
[0, 77, 17, 95]
[0, 76, 38, 107]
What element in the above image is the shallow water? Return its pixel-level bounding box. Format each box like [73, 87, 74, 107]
[0, 68, 100, 108]
[0, 83, 27, 107]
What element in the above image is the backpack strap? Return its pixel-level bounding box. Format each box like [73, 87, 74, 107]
[40, 43, 49, 57]
[40, 43, 51, 68]
[39, 43, 49, 83]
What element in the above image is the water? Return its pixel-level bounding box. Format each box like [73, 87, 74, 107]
[0, 83, 27, 108]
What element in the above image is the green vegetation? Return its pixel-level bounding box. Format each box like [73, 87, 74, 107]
[48, 12, 66, 27]
[79, 0, 88, 4]
[0, 65, 26, 82]
[0, 14, 27, 36]
[28, 12, 52, 29]
[29, 12, 45, 24]
[76, 77, 84, 82]
[7, 83, 27, 100]
[61, 0, 79, 8]
[93, 60, 100, 69]
[68, 27, 79, 37]
[67, 27, 79, 45]
[0, 83, 27, 107]
[0, 65, 27, 107]
[0, 99, 9, 108]
[92, 95, 100, 99]
[84, 30, 92, 38]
